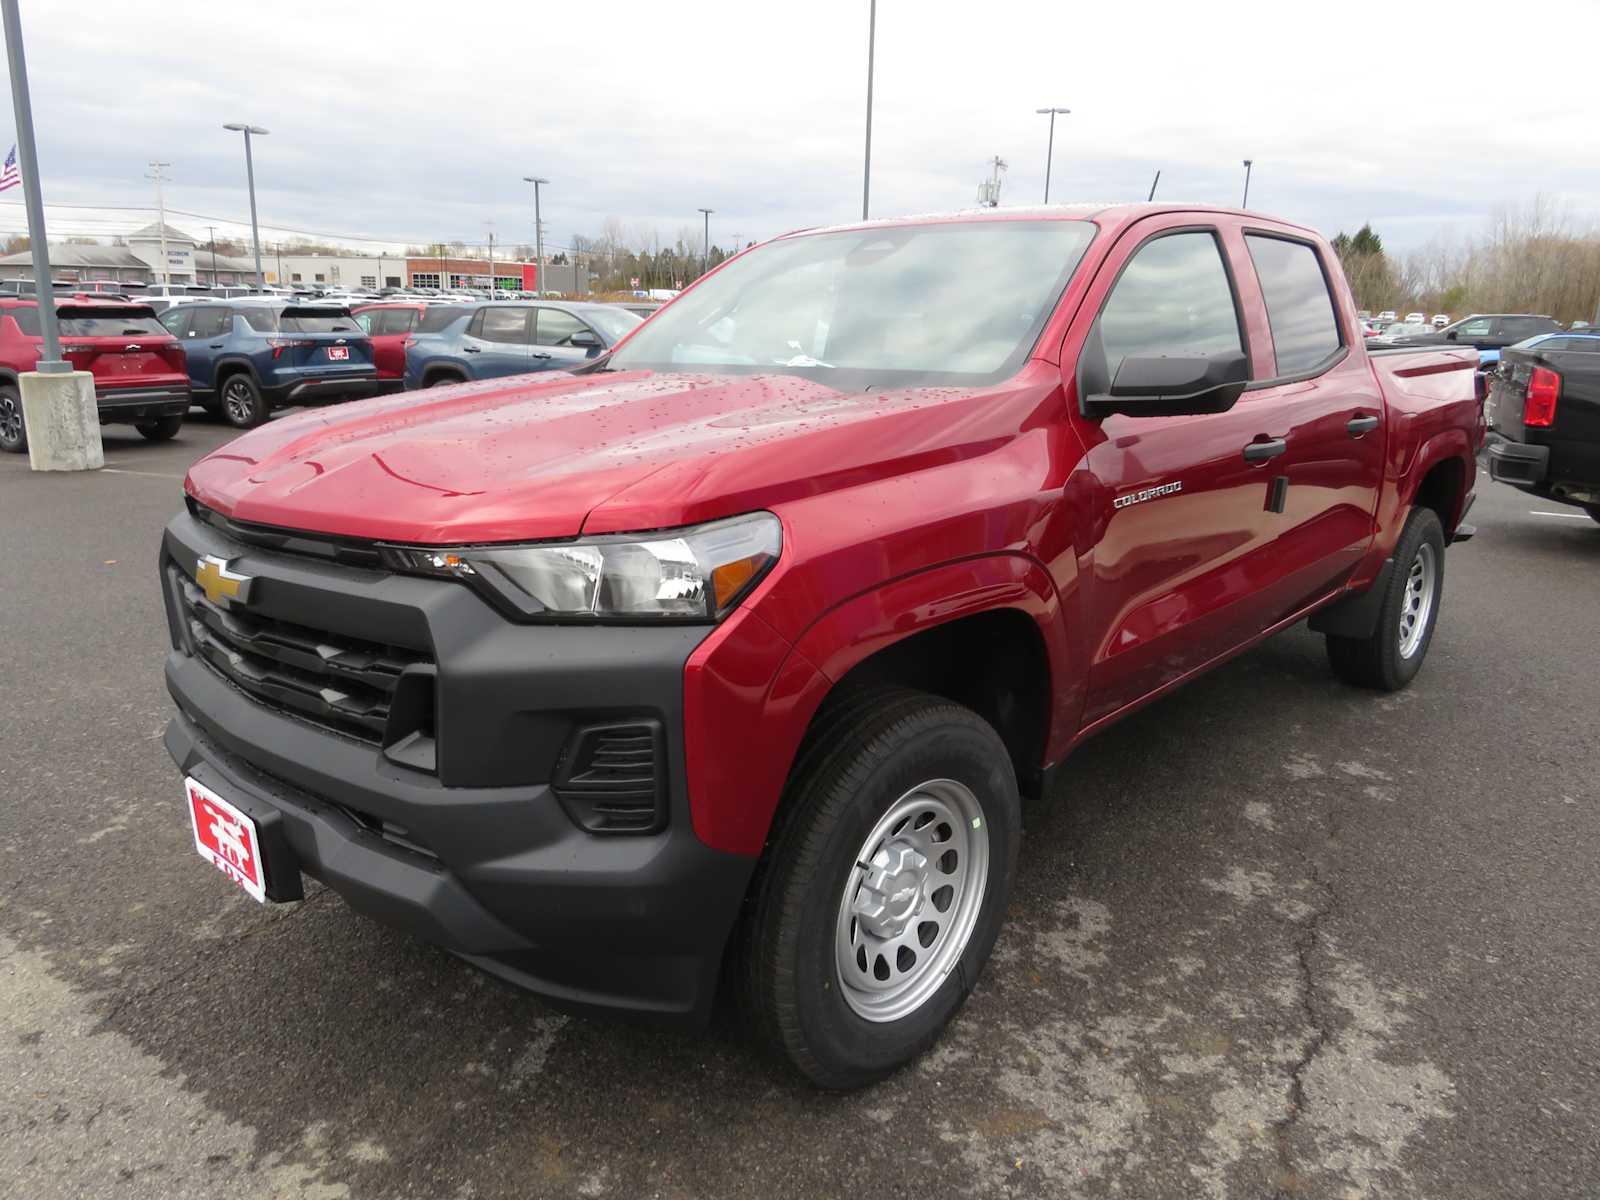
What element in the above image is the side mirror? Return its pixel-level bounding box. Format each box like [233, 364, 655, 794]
[569, 328, 602, 352]
[1444, 329, 1458, 341]
[1082, 350, 1249, 419]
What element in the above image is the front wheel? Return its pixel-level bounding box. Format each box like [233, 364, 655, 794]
[0, 384, 26, 453]
[742, 688, 1020, 1089]
[1326, 507, 1445, 690]
[135, 415, 184, 442]
[219, 373, 268, 428]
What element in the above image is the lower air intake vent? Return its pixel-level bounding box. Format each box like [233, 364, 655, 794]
[552, 721, 666, 834]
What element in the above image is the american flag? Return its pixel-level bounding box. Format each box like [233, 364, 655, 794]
[0, 145, 19, 192]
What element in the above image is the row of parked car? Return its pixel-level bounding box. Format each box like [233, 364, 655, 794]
[0, 292, 649, 450]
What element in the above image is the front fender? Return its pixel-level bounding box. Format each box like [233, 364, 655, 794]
[682, 553, 1076, 857]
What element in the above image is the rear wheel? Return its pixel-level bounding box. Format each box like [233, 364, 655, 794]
[425, 371, 465, 388]
[742, 688, 1020, 1089]
[135, 414, 184, 442]
[1326, 507, 1445, 690]
[0, 384, 24, 453]
[219, 372, 268, 428]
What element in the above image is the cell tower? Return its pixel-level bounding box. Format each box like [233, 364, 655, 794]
[977, 156, 1008, 207]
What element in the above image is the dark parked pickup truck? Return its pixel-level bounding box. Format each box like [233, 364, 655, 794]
[160, 204, 1482, 1087]
[1485, 331, 1600, 521]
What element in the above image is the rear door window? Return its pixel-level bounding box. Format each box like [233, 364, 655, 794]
[159, 308, 191, 337]
[373, 308, 418, 335]
[1098, 230, 1244, 379]
[478, 307, 532, 344]
[1244, 235, 1343, 375]
[416, 307, 463, 334]
[1456, 317, 1493, 338]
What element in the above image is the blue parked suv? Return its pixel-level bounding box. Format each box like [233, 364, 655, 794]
[402, 301, 641, 390]
[159, 300, 378, 428]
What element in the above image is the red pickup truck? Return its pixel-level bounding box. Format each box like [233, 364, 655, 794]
[160, 205, 1481, 1087]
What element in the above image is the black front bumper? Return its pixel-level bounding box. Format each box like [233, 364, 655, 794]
[160, 509, 757, 1024]
[97, 386, 191, 423]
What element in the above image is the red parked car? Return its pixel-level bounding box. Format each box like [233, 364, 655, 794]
[0, 298, 191, 452]
[352, 302, 437, 389]
[161, 205, 1483, 1087]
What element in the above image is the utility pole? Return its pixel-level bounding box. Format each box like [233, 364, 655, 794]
[485, 223, 495, 292]
[977, 156, 1007, 207]
[698, 207, 713, 279]
[862, 0, 876, 221]
[1035, 107, 1069, 204]
[523, 177, 547, 296]
[207, 224, 217, 286]
[1241, 159, 1253, 209]
[147, 161, 171, 285]
[1148, 170, 1161, 202]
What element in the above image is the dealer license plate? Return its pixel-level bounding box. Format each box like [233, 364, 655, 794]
[184, 777, 268, 903]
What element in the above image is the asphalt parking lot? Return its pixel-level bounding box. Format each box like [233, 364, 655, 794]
[3, 415, 1597, 1200]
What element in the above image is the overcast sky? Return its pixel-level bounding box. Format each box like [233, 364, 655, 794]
[0, 0, 1594, 259]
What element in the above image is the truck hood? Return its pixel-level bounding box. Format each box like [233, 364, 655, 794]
[186, 366, 1057, 544]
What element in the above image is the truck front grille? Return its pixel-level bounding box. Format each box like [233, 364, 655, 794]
[172, 568, 432, 744]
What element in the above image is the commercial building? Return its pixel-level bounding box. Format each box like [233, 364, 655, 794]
[0, 222, 258, 286]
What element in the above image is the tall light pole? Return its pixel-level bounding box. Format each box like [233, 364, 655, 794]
[697, 208, 713, 280]
[1035, 107, 1069, 204]
[862, 0, 876, 220]
[2, 0, 63, 372]
[1241, 159, 1253, 209]
[522, 176, 547, 296]
[222, 124, 268, 286]
[484, 221, 495, 292]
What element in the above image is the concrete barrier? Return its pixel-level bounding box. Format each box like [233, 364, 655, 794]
[21, 370, 101, 472]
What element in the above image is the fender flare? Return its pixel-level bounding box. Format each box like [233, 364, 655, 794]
[210, 356, 260, 389]
[1399, 426, 1474, 533]
[683, 553, 1079, 857]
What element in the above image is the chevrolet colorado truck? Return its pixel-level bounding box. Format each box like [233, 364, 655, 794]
[1484, 331, 1600, 522]
[160, 204, 1482, 1088]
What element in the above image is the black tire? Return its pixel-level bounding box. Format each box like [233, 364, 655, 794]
[742, 687, 1021, 1089]
[0, 383, 25, 453]
[218, 371, 268, 428]
[1326, 507, 1445, 690]
[135, 414, 184, 442]
[425, 371, 465, 388]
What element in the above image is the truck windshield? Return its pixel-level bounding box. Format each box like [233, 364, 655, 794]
[607, 220, 1096, 388]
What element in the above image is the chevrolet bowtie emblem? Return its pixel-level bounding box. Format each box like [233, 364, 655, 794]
[194, 555, 252, 607]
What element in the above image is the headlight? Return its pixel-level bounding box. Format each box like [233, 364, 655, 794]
[381, 512, 781, 622]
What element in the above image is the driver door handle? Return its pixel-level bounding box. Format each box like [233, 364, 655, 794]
[208, 343, 224, 348]
[1347, 413, 1380, 435]
[531, 351, 552, 359]
[462, 345, 481, 353]
[1243, 438, 1287, 462]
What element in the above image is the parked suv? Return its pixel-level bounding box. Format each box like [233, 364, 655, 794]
[159, 300, 377, 428]
[0, 298, 190, 452]
[402, 301, 641, 389]
[1382, 312, 1562, 351]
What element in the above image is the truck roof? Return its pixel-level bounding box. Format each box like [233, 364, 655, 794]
[783, 203, 1322, 243]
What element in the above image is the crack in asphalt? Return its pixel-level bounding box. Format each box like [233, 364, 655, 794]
[95, 889, 328, 1029]
[1268, 812, 1341, 1199]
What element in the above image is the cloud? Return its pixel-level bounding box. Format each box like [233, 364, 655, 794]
[1, 0, 1594, 255]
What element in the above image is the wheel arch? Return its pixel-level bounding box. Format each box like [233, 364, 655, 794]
[684, 553, 1078, 857]
[212, 356, 259, 388]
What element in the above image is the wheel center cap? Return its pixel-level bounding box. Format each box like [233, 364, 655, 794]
[853, 841, 928, 939]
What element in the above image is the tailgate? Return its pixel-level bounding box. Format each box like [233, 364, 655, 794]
[63, 338, 187, 387]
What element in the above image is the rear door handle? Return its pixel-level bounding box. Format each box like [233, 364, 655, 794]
[1347, 414, 1380, 435]
[208, 343, 224, 348]
[1243, 438, 1287, 462]
[531, 351, 552, 360]
[462, 345, 481, 353]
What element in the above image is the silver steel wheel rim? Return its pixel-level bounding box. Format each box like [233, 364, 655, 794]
[0, 394, 19, 442]
[223, 380, 253, 423]
[1397, 541, 1437, 659]
[835, 779, 990, 1023]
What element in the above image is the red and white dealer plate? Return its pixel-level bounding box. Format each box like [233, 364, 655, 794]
[326, 345, 349, 360]
[184, 776, 267, 903]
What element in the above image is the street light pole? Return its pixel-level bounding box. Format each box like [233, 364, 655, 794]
[698, 208, 713, 279]
[862, 0, 876, 221]
[523, 176, 548, 296]
[223, 123, 269, 286]
[2, 0, 62, 370]
[1241, 159, 1253, 209]
[1035, 107, 1069, 204]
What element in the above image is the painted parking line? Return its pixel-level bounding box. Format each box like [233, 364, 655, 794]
[1529, 510, 1590, 519]
[101, 467, 185, 480]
